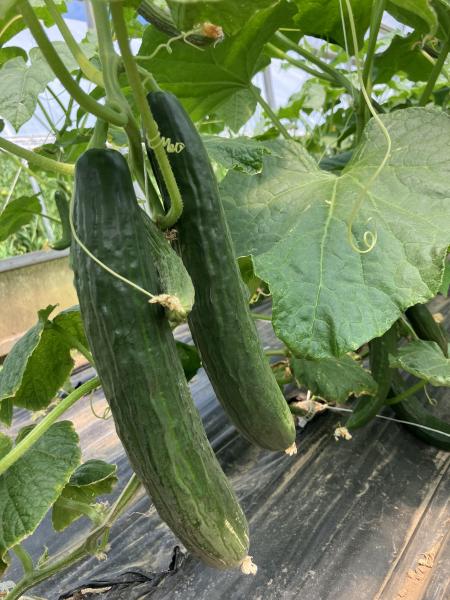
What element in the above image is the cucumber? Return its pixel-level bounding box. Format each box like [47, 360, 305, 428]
[405, 303, 448, 357]
[347, 324, 397, 429]
[391, 375, 450, 451]
[71, 148, 251, 570]
[147, 91, 296, 453]
[140, 209, 194, 324]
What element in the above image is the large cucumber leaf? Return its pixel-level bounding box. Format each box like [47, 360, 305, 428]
[222, 108, 450, 358]
[0, 421, 80, 575]
[0, 196, 41, 242]
[203, 136, 271, 175]
[138, 1, 295, 131]
[291, 355, 377, 403]
[389, 340, 450, 387]
[387, 0, 438, 35]
[373, 33, 434, 83]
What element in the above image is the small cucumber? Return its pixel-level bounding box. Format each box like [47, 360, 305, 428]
[347, 324, 398, 429]
[51, 190, 71, 251]
[405, 303, 448, 357]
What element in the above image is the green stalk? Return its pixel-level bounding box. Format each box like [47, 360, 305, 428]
[0, 136, 74, 176]
[265, 348, 288, 357]
[111, 1, 184, 229]
[266, 43, 335, 82]
[250, 85, 291, 139]
[251, 313, 272, 321]
[18, 0, 127, 127]
[43, 0, 104, 87]
[87, 118, 108, 150]
[12, 544, 34, 574]
[0, 377, 100, 476]
[46, 85, 67, 115]
[419, 37, 450, 106]
[36, 97, 59, 135]
[386, 380, 426, 405]
[5, 474, 141, 600]
[274, 32, 357, 98]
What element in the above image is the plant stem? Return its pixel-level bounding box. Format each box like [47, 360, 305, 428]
[0, 377, 100, 476]
[252, 313, 272, 321]
[36, 97, 59, 135]
[87, 118, 108, 150]
[266, 43, 335, 82]
[46, 85, 67, 115]
[43, 0, 104, 87]
[60, 72, 81, 134]
[386, 380, 427, 405]
[18, 0, 127, 127]
[419, 37, 450, 106]
[50, 322, 94, 363]
[274, 32, 357, 97]
[5, 474, 141, 600]
[0, 136, 74, 176]
[250, 85, 291, 139]
[362, 0, 387, 95]
[12, 544, 34, 574]
[265, 348, 287, 357]
[111, 1, 184, 229]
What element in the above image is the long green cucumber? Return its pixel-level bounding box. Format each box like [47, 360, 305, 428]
[141, 210, 194, 324]
[71, 149, 253, 571]
[405, 303, 448, 357]
[347, 324, 397, 429]
[147, 91, 296, 453]
[391, 375, 450, 451]
[393, 303, 450, 449]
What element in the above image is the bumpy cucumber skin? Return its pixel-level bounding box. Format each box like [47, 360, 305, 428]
[347, 324, 397, 430]
[72, 149, 249, 569]
[147, 91, 296, 452]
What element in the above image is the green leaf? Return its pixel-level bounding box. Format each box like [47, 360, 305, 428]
[167, 0, 277, 35]
[0, 42, 84, 131]
[291, 355, 377, 403]
[53, 305, 89, 348]
[389, 340, 450, 386]
[52, 459, 117, 532]
[0, 421, 80, 575]
[0, 46, 27, 68]
[203, 135, 272, 174]
[213, 88, 257, 133]
[373, 33, 434, 83]
[439, 261, 450, 295]
[0, 196, 41, 242]
[0, 57, 51, 130]
[292, 0, 372, 54]
[221, 108, 450, 358]
[387, 0, 438, 34]
[176, 341, 201, 381]
[0, 306, 74, 410]
[0, 399, 12, 427]
[0, 0, 18, 19]
[0, 434, 12, 460]
[138, 1, 294, 127]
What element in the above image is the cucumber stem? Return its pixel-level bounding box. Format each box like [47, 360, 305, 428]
[43, 0, 104, 87]
[0, 136, 74, 176]
[12, 544, 34, 574]
[111, 1, 184, 229]
[419, 36, 450, 106]
[250, 85, 291, 140]
[386, 379, 426, 405]
[0, 377, 100, 476]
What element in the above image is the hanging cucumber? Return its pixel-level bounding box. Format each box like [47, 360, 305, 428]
[346, 324, 398, 430]
[140, 210, 194, 324]
[147, 91, 296, 454]
[71, 148, 253, 571]
[51, 190, 71, 251]
[405, 303, 448, 357]
[390, 375, 450, 451]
